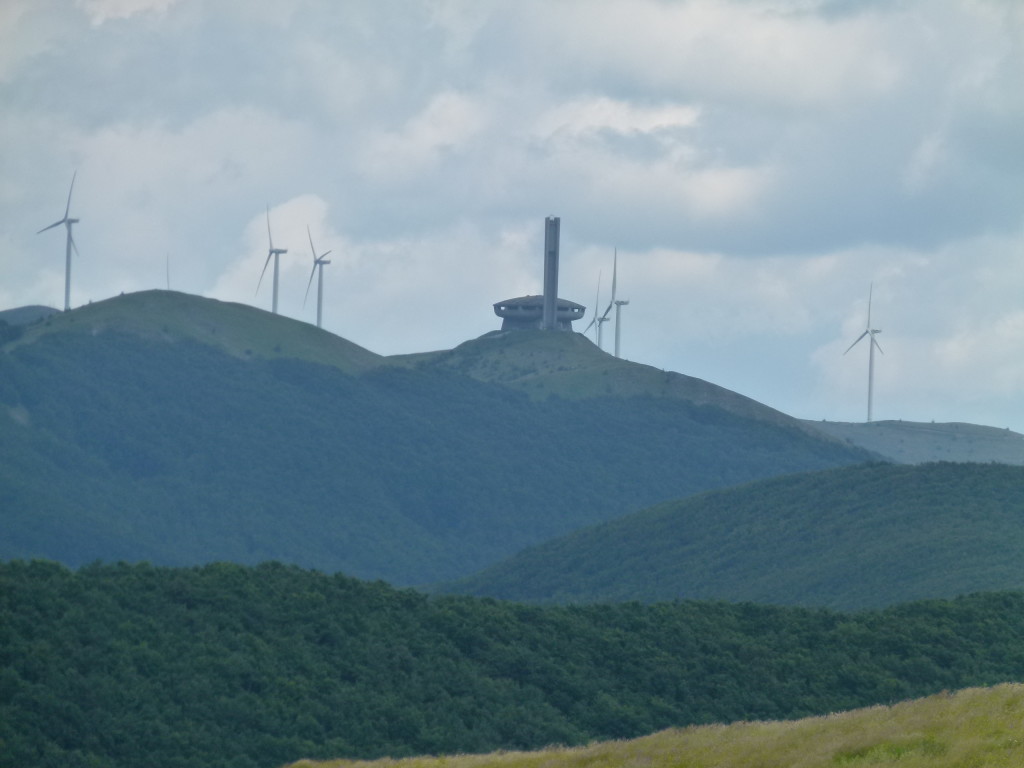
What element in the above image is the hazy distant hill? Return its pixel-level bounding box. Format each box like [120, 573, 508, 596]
[0, 304, 59, 327]
[441, 462, 1024, 610]
[0, 291, 870, 584]
[803, 419, 1024, 465]
[5, 560, 1024, 767]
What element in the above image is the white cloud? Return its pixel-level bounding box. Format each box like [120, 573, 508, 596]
[534, 98, 700, 139]
[75, 0, 179, 25]
[518, 0, 901, 108]
[358, 90, 488, 183]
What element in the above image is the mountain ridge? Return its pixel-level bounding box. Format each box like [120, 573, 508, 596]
[6, 291, 1020, 466]
[439, 461, 1024, 610]
[0, 291, 871, 584]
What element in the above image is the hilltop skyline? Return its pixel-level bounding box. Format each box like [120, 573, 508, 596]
[2, 0, 1022, 431]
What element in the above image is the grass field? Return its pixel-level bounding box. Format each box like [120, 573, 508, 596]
[287, 683, 1024, 768]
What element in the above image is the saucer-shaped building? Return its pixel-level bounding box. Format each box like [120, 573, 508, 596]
[493, 295, 585, 331]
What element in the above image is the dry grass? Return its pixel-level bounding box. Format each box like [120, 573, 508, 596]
[286, 683, 1024, 768]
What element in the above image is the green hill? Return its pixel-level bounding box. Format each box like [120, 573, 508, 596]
[440, 462, 1024, 610]
[290, 683, 1024, 768]
[4, 560, 1024, 768]
[0, 292, 872, 585]
[5, 290, 382, 373]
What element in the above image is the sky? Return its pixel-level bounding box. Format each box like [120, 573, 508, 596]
[2, 0, 1022, 431]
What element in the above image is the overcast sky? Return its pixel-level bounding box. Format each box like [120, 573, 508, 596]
[2, 0, 1022, 430]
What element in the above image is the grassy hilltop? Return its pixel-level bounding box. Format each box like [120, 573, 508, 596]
[288, 684, 1024, 768]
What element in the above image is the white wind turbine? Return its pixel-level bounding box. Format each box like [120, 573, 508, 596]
[37, 171, 80, 312]
[303, 225, 332, 329]
[844, 283, 884, 422]
[257, 205, 288, 314]
[584, 249, 622, 352]
[582, 269, 606, 346]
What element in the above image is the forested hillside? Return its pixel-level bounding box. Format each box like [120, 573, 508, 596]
[441, 462, 1024, 610]
[0, 293, 871, 584]
[4, 561, 1024, 768]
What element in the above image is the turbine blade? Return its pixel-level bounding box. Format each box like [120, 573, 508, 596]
[256, 253, 273, 295]
[867, 282, 874, 328]
[600, 299, 615, 321]
[307, 225, 317, 261]
[319, 250, 332, 260]
[303, 264, 317, 307]
[843, 330, 869, 355]
[37, 219, 64, 234]
[872, 335, 884, 355]
[610, 248, 618, 303]
[585, 271, 602, 338]
[69, 229, 79, 257]
[266, 205, 274, 251]
[64, 170, 77, 220]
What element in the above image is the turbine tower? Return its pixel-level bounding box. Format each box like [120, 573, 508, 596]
[257, 205, 288, 314]
[37, 171, 79, 312]
[844, 283, 883, 422]
[614, 296, 629, 359]
[303, 225, 332, 329]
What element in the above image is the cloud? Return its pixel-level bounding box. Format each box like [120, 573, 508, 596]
[358, 90, 488, 183]
[3, 0, 1024, 431]
[75, 0, 180, 25]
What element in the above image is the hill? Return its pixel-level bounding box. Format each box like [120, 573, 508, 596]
[391, 333, 1024, 465]
[803, 419, 1024, 465]
[289, 683, 1024, 768]
[388, 329, 800, 428]
[4, 290, 382, 373]
[439, 462, 1024, 610]
[4, 560, 1024, 768]
[0, 291, 871, 584]
[0, 304, 59, 327]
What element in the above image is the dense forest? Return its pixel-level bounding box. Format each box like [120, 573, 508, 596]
[0, 325, 868, 584]
[442, 461, 1024, 609]
[4, 561, 1024, 768]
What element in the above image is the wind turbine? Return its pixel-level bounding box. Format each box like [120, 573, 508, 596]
[303, 225, 332, 329]
[257, 205, 288, 314]
[607, 249, 629, 358]
[614, 295, 629, 359]
[582, 269, 606, 345]
[586, 249, 620, 352]
[844, 283, 883, 422]
[37, 171, 79, 312]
